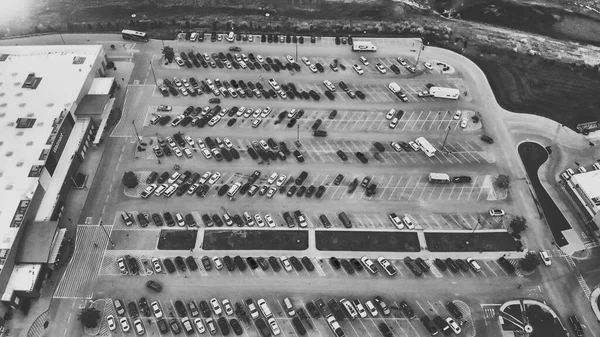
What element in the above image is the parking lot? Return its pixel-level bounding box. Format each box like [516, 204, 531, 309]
[98, 292, 475, 337]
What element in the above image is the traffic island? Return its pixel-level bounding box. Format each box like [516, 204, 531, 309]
[202, 230, 309, 250]
[315, 230, 420, 252]
[157, 230, 197, 250]
[425, 230, 518, 252]
[498, 299, 568, 337]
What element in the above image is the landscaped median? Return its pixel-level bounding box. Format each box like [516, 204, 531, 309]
[315, 230, 420, 252]
[202, 230, 309, 250]
[425, 229, 519, 252]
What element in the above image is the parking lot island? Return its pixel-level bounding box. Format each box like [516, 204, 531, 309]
[203, 230, 309, 250]
[425, 230, 519, 252]
[315, 230, 421, 252]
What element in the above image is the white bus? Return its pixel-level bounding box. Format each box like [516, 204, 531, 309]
[388, 82, 408, 102]
[352, 41, 377, 52]
[415, 137, 436, 157]
[428, 173, 450, 184]
[121, 29, 149, 42]
[429, 86, 460, 100]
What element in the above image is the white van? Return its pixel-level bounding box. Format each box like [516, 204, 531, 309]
[386, 109, 397, 120]
[566, 168, 575, 177]
[593, 163, 600, 171]
[164, 184, 178, 198]
[257, 299, 272, 318]
[466, 258, 481, 273]
[578, 166, 587, 174]
[226, 31, 235, 42]
[340, 299, 358, 319]
[227, 182, 242, 198]
[190, 32, 198, 41]
[282, 298, 295, 317]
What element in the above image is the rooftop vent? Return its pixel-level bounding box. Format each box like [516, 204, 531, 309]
[5, 151, 12, 157]
[26, 141, 33, 146]
[16, 161, 23, 167]
[26, 112, 34, 117]
[16, 92, 23, 97]
[16, 131, 24, 136]
[5, 185, 13, 190]
[47, 103, 54, 107]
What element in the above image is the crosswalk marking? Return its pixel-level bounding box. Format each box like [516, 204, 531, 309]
[427, 260, 443, 278]
[565, 256, 592, 298]
[54, 226, 110, 299]
[313, 258, 327, 277]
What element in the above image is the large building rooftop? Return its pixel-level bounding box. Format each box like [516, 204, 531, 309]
[0, 45, 102, 249]
[572, 170, 600, 205]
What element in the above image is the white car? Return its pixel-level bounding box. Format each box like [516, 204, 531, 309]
[280, 256, 293, 272]
[182, 78, 190, 88]
[252, 119, 263, 128]
[141, 184, 157, 199]
[173, 147, 183, 157]
[286, 55, 295, 63]
[309, 64, 318, 73]
[268, 78, 280, 91]
[184, 135, 195, 147]
[353, 64, 364, 75]
[119, 317, 130, 332]
[176, 213, 185, 227]
[402, 215, 415, 229]
[212, 256, 223, 270]
[256, 55, 264, 63]
[424, 62, 433, 70]
[352, 299, 368, 319]
[389, 117, 399, 129]
[388, 213, 404, 229]
[199, 171, 211, 184]
[157, 104, 172, 112]
[107, 315, 117, 331]
[301, 56, 311, 66]
[365, 300, 378, 317]
[287, 109, 297, 118]
[196, 139, 206, 149]
[222, 299, 234, 316]
[151, 301, 163, 319]
[323, 80, 336, 92]
[386, 109, 397, 120]
[208, 172, 221, 185]
[239, 61, 247, 69]
[175, 57, 184, 66]
[276, 175, 287, 186]
[267, 172, 279, 184]
[244, 108, 253, 118]
[264, 214, 276, 228]
[260, 107, 272, 118]
[489, 209, 505, 216]
[460, 117, 468, 128]
[268, 317, 281, 335]
[210, 298, 222, 315]
[202, 148, 212, 159]
[223, 138, 233, 148]
[359, 56, 369, 66]
[151, 257, 162, 273]
[375, 63, 387, 74]
[180, 87, 189, 96]
[390, 142, 402, 152]
[360, 256, 378, 274]
[133, 318, 145, 335]
[253, 109, 262, 118]
[409, 141, 420, 151]
[397, 57, 407, 66]
[255, 214, 265, 227]
[377, 257, 397, 276]
[182, 147, 193, 158]
[117, 257, 127, 274]
[154, 184, 167, 197]
[266, 187, 277, 198]
[208, 115, 221, 126]
[540, 251, 551, 266]
[166, 136, 178, 148]
[453, 111, 462, 120]
[194, 318, 206, 333]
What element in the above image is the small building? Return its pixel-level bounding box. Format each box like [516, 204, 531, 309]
[564, 170, 600, 233]
[430, 86, 460, 100]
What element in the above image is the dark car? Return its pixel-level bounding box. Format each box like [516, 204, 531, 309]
[218, 317, 230, 336]
[452, 176, 472, 183]
[137, 213, 149, 227]
[152, 213, 163, 226]
[230, 318, 243, 335]
[348, 178, 359, 193]
[200, 300, 212, 318]
[446, 301, 463, 320]
[305, 185, 316, 198]
[224, 255, 235, 271]
[268, 256, 282, 272]
[330, 257, 341, 269]
[327, 299, 345, 321]
[296, 186, 307, 197]
[498, 257, 516, 274]
[234, 255, 247, 271]
[201, 256, 212, 271]
[373, 142, 385, 152]
[246, 257, 259, 269]
[157, 319, 169, 333]
[355, 90, 365, 99]
[169, 319, 182, 334]
[306, 301, 321, 318]
[350, 258, 363, 271]
[315, 185, 326, 198]
[456, 259, 471, 272]
[255, 318, 270, 337]
[292, 316, 307, 336]
[341, 259, 354, 274]
[127, 256, 140, 274]
[146, 171, 158, 184]
[399, 301, 416, 319]
[287, 185, 298, 197]
[355, 151, 368, 163]
[174, 256, 187, 271]
[289, 256, 304, 271]
[163, 258, 176, 273]
[568, 316, 584, 337]
[128, 302, 140, 318]
[301, 257, 315, 271]
[336, 150, 348, 161]
[138, 298, 151, 317]
[379, 323, 393, 337]
[257, 257, 269, 270]
[415, 257, 430, 273]
[420, 316, 439, 336]
[434, 258, 447, 272]
[212, 214, 224, 227]
[481, 135, 494, 144]
[403, 257, 422, 276]
[186, 256, 198, 271]
[175, 300, 188, 317]
[445, 258, 460, 273]
[433, 315, 451, 335]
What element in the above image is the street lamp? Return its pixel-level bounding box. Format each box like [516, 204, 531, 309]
[265, 13, 272, 29]
[441, 125, 451, 152]
[416, 38, 424, 65]
[99, 221, 116, 248]
[132, 120, 142, 145]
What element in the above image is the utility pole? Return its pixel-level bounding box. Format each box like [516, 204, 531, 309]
[59, 34, 66, 45]
[441, 125, 451, 152]
[295, 39, 298, 63]
[416, 38, 424, 65]
[132, 120, 142, 145]
[149, 61, 159, 89]
[99, 220, 115, 247]
[297, 124, 300, 142]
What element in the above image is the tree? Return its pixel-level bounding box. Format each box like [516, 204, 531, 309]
[122, 171, 139, 188]
[162, 46, 175, 63]
[520, 251, 541, 272]
[494, 174, 510, 189]
[510, 216, 528, 234]
[78, 307, 101, 328]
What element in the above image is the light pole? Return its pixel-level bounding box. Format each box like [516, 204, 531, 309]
[441, 125, 451, 152]
[465, 217, 481, 246]
[416, 38, 424, 65]
[297, 124, 300, 142]
[59, 34, 66, 45]
[265, 13, 272, 29]
[99, 221, 115, 248]
[149, 60, 159, 89]
[132, 120, 142, 145]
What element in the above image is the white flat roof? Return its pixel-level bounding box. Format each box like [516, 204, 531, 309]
[572, 170, 600, 200]
[0, 45, 102, 249]
[88, 77, 114, 95]
[1, 264, 42, 301]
